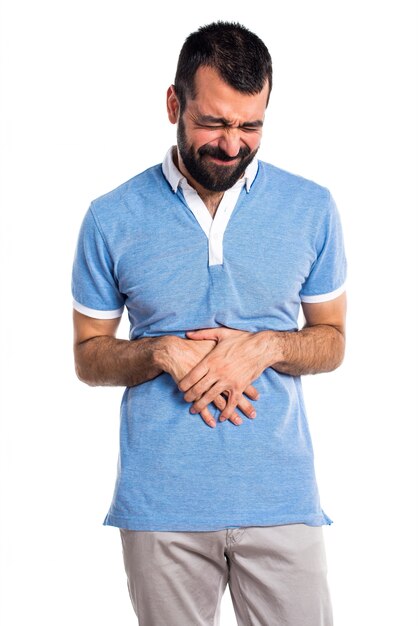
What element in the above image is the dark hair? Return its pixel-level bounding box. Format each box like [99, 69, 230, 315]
[174, 21, 273, 112]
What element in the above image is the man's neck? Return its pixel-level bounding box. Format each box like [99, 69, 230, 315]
[196, 189, 224, 218]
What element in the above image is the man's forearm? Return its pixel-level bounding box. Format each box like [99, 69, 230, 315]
[74, 335, 169, 387]
[266, 324, 345, 376]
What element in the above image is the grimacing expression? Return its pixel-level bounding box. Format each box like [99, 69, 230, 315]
[171, 66, 269, 193]
[177, 115, 258, 192]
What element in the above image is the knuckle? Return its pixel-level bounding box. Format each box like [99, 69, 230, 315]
[228, 390, 239, 405]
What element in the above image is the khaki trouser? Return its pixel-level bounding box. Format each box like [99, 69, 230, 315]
[120, 524, 333, 626]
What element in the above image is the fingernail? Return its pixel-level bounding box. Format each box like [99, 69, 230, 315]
[209, 419, 216, 428]
[190, 408, 197, 414]
[219, 416, 226, 422]
[250, 410, 256, 418]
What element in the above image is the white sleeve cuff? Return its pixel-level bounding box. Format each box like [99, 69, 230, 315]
[300, 283, 346, 304]
[73, 299, 124, 319]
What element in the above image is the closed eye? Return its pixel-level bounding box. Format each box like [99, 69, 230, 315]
[196, 123, 262, 132]
[193, 115, 264, 131]
[197, 124, 225, 130]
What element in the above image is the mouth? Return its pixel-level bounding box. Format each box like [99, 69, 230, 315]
[204, 154, 239, 166]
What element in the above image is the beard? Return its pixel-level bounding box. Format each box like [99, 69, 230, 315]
[177, 116, 258, 192]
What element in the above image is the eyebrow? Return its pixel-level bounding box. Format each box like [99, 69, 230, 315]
[196, 115, 264, 129]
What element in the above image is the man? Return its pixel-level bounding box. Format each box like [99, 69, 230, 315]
[72, 21, 346, 626]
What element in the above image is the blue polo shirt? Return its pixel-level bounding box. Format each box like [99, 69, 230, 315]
[72, 148, 346, 531]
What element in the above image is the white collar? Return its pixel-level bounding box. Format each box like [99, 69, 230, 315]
[162, 146, 258, 194]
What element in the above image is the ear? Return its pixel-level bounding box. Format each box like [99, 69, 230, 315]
[167, 85, 180, 124]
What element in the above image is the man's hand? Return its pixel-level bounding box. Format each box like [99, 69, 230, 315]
[178, 328, 270, 423]
[178, 296, 347, 422]
[161, 335, 259, 428]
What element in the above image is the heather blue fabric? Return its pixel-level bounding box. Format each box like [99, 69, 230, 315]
[72, 159, 346, 531]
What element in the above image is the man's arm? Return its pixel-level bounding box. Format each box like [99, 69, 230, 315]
[73, 310, 165, 387]
[73, 309, 258, 427]
[178, 293, 347, 421]
[270, 292, 346, 376]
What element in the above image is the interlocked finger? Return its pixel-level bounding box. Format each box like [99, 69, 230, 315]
[219, 393, 256, 422]
[198, 406, 217, 429]
[213, 394, 243, 426]
[217, 389, 241, 422]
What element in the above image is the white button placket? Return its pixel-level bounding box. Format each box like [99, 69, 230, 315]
[208, 194, 238, 266]
[180, 180, 245, 267]
[181, 186, 212, 239]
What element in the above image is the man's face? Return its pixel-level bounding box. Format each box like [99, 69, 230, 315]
[174, 66, 269, 193]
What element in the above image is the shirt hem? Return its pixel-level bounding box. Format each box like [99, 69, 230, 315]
[300, 282, 346, 303]
[72, 299, 124, 319]
[103, 512, 333, 531]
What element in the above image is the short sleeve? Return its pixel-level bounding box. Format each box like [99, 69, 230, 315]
[71, 206, 125, 318]
[300, 193, 347, 303]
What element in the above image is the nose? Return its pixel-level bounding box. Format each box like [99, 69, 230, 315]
[218, 130, 241, 158]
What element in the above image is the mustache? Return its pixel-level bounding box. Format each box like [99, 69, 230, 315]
[198, 145, 251, 162]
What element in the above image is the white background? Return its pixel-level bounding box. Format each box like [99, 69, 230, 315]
[1, 1, 417, 624]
